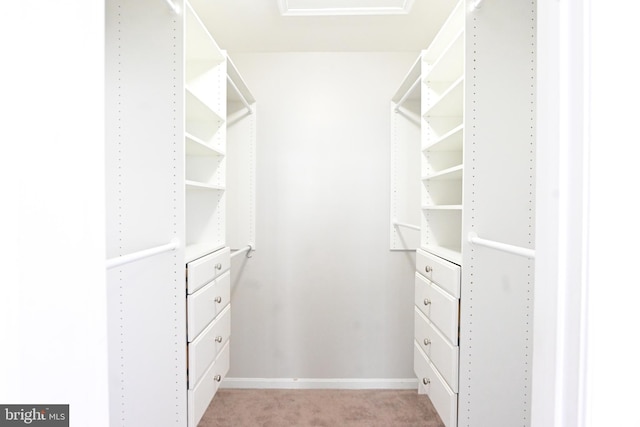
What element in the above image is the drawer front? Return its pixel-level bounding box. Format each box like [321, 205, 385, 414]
[414, 342, 458, 427]
[416, 248, 460, 298]
[187, 247, 231, 294]
[415, 273, 459, 345]
[188, 305, 231, 389]
[414, 308, 459, 392]
[188, 341, 230, 427]
[187, 271, 230, 342]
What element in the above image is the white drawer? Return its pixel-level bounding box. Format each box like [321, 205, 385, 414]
[187, 247, 230, 294]
[187, 271, 230, 342]
[188, 341, 230, 427]
[414, 308, 459, 392]
[416, 248, 460, 298]
[415, 273, 459, 345]
[188, 305, 231, 389]
[414, 341, 457, 427]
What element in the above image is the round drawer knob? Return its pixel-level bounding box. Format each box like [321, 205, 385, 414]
[425, 265, 432, 273]
[215, 336, 223, 343]
[214, 375, 222, 382]
[423, 378, 430, 385]
[423, 298, 431, 306]
[424, 338, 431, 346]
[215, 263, 222, 270]
[214, 296, 222, 303]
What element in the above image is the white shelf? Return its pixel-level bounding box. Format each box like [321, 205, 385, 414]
[424, 30, 464, 83]
[392, 53, 423, 104]
[186, 133, 225, 157]
[186, 180, 225, 191]
[422, 205, 463, 210]
[186, 86, 225, 124]
[424, 76, 464, 118]
[422, 164, 463, 181]
[185, 1, 224, 65]
[423, 124, 463, 152]
[227, 55, 256, 105]
[185, 242, 225, 264]
[423, 0, 464, 64]
[421, 244, 462, 266]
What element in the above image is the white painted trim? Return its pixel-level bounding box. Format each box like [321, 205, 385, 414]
[220, 378, 418, 390]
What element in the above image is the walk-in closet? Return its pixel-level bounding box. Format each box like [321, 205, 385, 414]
[4, 1, 637, 427]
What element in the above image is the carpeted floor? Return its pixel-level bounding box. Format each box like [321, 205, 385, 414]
[198, 389, 445, 427]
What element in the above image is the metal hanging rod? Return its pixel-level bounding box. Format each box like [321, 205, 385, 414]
[393, 221, 421, 231]
[227, 76, 254, 114]
[468, 232, 535, 259]
[394, 76, 421, 112]
[230, 244, 254, 260]
[106, 238, 180, 270]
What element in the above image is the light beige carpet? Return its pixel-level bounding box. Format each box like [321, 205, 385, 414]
[198, 389, 445, 427]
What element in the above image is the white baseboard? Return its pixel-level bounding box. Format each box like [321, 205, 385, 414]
[220, 377, 418, 390]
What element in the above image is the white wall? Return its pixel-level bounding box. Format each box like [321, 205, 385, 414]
[227, 52, 418, 384]
[0, 1, 109, 425]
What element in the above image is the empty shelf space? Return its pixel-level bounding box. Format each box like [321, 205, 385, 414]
[421, 245, 462, 266]
[185, 242, 226, 264]
[186, 180, 226, 191]
[424, 30, 464, 83]
[423, 124, 463, 152]
[186, 133, 225, 157]
[422, 165, 463, 181]
[422, 205, 463, 210]
[185, 2, 225, 65]
[186, 87, 225, 124]
[423, 77, 464, 118]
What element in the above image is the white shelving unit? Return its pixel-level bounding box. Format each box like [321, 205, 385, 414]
[106, 1, 256, 426]
[185, 1, 227, 262]
[390, 54, 422, 250]
[421, 0, 465, 264]
[397, 1, 537, 426]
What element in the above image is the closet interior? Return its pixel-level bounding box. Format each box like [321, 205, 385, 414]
[105, 0, 536, 426]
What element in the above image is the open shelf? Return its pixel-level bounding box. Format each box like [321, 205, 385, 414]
[186, 133, 225, 157]
[421, 208, 462, 265]
[422, 164, 463, 181]
[424, 30, 464, 84]
[423, 76, 464, 118]
[423, 123, 463, 152]
[421, 244, 462, 266]
[185, 2, 224, 65]
[422, 0, 465, 65]
[392, 53, 423, 104]
[186, 86, 225, 124]
[422, 205, 463, 210]
[185, 180, 225, 191]
[185, 242, 226, 264]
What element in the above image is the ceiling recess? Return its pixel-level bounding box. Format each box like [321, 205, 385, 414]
[278, 0, 415, 16]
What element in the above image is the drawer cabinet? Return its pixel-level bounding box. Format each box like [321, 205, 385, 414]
[414, 308, 459, 392]
[414, 342, 457, 427]
[187, 271, 231, 342]
[416, 249, 460, 298]
[188, 341, 230, 427]
[188, 305, 231, 388]
[186, 247, 231, 427]
[187, 247, 231, 294]
[414, 249, 460, 426]
[415, 273, 459, 345]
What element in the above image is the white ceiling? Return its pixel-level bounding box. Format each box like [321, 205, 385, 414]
[190, 0, 457, 53]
